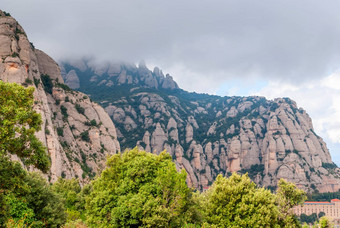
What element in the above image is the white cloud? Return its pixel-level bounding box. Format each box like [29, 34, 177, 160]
[322, 72, 340, 90]
[4, 0, 340, 85]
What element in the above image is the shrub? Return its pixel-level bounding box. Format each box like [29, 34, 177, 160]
[11, 52, 19, 58]
[3, 11, 11, 16]
[61, 105, 68, 118]
[41, 74, 53, 94]
[33, 78, 40, 87]
[57, 127, 64, 137]
[24, 78, 33, 85]
[80, 131, 90, 142]
[85, 119, 97, 126]
[322, 162, 337, 169]
[75, 104, 85, 115]
[55, 83, 72, 92]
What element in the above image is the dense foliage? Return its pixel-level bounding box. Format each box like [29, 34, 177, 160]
[307, 191, 340, 201]
[0, 81, 50, 172]
[51, 178, 86, 222]
[0, 82, 65, 227]
[202, 173, 279, 227]
[83, 148, 306, 228]
[85, 148, 191, 227]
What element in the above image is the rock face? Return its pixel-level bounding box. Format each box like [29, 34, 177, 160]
[60, 59, 179, 93]
[0, 11, 120, 182]
[61, 57, 340, 193]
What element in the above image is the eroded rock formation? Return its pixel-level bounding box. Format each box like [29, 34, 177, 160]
[0, 11, 120, 182]
[61, 58, 340, 193]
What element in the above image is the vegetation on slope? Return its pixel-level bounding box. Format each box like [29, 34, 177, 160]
[0, 81, 323, 227]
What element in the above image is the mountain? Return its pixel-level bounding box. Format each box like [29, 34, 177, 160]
[0, 11, 120, 182]
[2, 10, 339, 193]
[60, 59, 340, 192]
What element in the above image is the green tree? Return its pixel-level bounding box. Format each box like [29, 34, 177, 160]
[276, 179, 307, 227]
[202, 173, 279, 227]
[0, 82, 51, 226]
[1, 172, 67, 227]
[318, 216, 334, 228]
[302, 223, 309, 228]
[0, 156, 28, 225]
[0, 81, 50, 172]
[52, 178, 86, 222]
[85, 148, 191, 227]
[23, 172, 67, 227]
[300, 213, 318, 225]
[318, 212, 326, 219]
[3, 192, 35, 226]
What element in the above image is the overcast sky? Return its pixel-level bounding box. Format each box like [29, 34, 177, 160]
[3, 0, 340, 164]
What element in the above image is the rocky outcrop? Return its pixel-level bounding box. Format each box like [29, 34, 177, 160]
[0, 11, 120, 183]
[61, 59, 179, 92]
[61, 57, 340, 193]
[62, 69, 80, 89]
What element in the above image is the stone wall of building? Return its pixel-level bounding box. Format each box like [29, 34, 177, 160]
[294, 199, 340, 224]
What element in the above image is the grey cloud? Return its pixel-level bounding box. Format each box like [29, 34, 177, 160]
[3, 0, 340, 85]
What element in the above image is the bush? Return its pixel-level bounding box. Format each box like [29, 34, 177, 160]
[57, 127, 64, 137]
[61, 105, 68, 118]
[75, 104, 85, 115]
[3, 11, 11, 16]
[85, 119, 97, 126]
[322, 162, 337, 169]
[11, 52, 19, 58]
[2, 172, 67, 227]
[55, 83, 72, 92]
[23, 172, 67, 226]
[51, 178, 86, 223]
[80, 131, 90, 142]
[33, 78, 40, 87]
[24, 78, 33, 85]
[41, 74, 53, 94]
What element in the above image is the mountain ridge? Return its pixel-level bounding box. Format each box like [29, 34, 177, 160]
[1, 9, 340, 193]
[60, 58, 340, 192]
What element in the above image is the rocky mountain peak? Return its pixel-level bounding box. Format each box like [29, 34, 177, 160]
[61, 58, 340, 193]
[0, 12, 120, 182]
[3, 10, 339, 193]
[61, 59, 179, 91]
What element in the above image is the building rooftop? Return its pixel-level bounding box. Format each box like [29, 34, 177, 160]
[304, 199, 340, 205]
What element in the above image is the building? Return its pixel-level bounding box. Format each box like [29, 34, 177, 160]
[294, 199, 340, 224]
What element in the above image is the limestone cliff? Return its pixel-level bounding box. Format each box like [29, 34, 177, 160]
[61, 58, 340, 193]
[0, 11, 120, 182]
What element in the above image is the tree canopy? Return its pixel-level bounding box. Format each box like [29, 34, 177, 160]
[0, 81, 56, 226]
[85, 148, 191, 227]
[202, 173, 279, 227]
[0, 81, 50, 172]
[200, 173, 306, 228]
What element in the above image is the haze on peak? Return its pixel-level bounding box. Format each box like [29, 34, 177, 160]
[3, 0, 340, 164]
